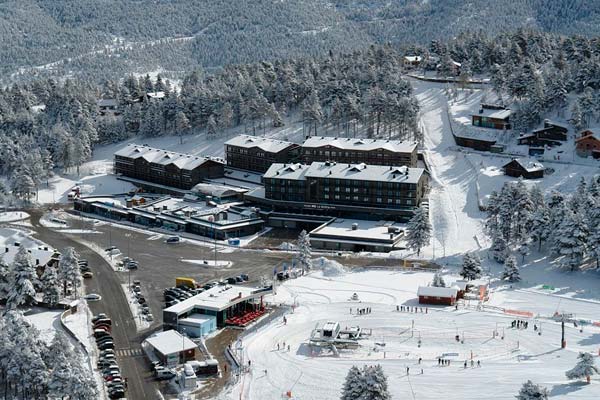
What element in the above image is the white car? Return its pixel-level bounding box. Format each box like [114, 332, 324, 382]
[84, 293, 102, 301]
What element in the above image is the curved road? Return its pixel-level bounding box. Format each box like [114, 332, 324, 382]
[29, 210, 157, 400]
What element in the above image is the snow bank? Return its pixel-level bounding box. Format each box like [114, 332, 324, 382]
[278, 242, 297, 251]
[314, 257, 347, 277]
[0, 211, 29, 222]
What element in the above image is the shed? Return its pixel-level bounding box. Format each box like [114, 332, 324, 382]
[144, 330, 197, 367]
[502, 159, 544, 179]
[417, 286, 458, 306]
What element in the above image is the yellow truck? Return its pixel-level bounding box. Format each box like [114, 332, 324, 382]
[176, 277, 197, 289]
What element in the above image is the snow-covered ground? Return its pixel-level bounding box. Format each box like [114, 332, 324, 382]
[221, 268, 600, 400]
[0, 211, 30, 222]
[25, 309, 63, 344]
[409, 79, 600, 261]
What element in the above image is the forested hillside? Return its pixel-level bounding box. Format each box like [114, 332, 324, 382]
[2, 0, 600, 83]
[0, 47, 419, 200]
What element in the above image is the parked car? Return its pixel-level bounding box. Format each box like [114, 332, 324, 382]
[94, 324, 111, 333]
[226, 277, 237, 284]
[94, 318, 112, 326]
[92, 313, 107, 323]
[146, 314, 154, 321]
[108, 389, 125, 399]
[137, 297, 146, 304]
[84, 293, 102, 301]
[166, 236, 181, 244]
[94, 329, 110, 338]
[235, 276, 243, 283]
[82, 272, 93, 279]
[78, 260, 88, 266]
[98, 342, 115, 350]
[105, 246, 117, 252]
[80, 265, 91, 272]
[240, 274, 249, 281]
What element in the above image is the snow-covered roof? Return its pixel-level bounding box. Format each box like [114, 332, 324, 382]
[145, 330, 197, 356]
[225, 135, 298, 153]
[417, 286, 458, 298]
[264, 162, 425, 184]
[310, 218, 404, 244]
[302, 136, 417, 153]
[179, 313, 215, 325]
[0, 228, 56, 266]
[191, 183, 247, 198]
[305, 162, 424, 184]
[506, 158, 545, 172]
[114, 144, 222, 170]
[97, 98, 117, 107]
[263, 163, 310, 180]
[147, 91, 165, 99]
[576, 129, 600, 141]
[163, 284, 272, 313]
[404, 56, 422, 62]
[474, 108, 511, 120]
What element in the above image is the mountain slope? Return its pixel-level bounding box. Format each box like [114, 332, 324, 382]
[2, 0, 600, 83]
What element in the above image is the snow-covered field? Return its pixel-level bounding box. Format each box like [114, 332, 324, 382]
[222, 268, 600, 400]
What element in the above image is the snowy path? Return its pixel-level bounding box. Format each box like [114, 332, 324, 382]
[412, 79, 486, 258]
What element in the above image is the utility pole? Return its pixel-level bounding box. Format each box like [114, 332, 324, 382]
[561, 317, 566, 349]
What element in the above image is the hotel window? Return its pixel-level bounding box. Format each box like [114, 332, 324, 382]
[335, 195, 340, 200]
[376, 198, 382, 203]
[353, 196, 359, 201]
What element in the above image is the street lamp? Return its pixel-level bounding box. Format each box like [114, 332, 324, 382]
[125, 233, 131, 258]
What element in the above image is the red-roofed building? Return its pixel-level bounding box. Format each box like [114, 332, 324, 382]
[575, 129, 600, 159]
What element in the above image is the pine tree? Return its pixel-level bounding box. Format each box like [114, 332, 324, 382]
[554, 210, 588, 271]
[432, 271, 446, 287]
[58, 247, 82, 298]
[502, 255, 521, 282]
[0, 259, 10, 300]
[516, 380, 549, 400]
[405, 207, 431, 257]
[362, 364, 391, 400]
[566, 352, 600, 384]
[6, 246, 37, 309]
[460, 253, 482, 280]
[41, 266, 61, 305]
[297, 230, 312, 273]
[175, 110, 190, 144]
[530, 207, 550, 251]
[341, 365, 365, 400]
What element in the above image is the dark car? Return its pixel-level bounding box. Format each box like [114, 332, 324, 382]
[137, 297, 146, 304]
[98, 342, 115, 350]
[92, 313, 107, 323]
[240, 274, 249, 281]
[108, 390, 125, 399]
[235, 276, 243, 283]
[94, 318, 112, 326]
[226, 277, 237, 284]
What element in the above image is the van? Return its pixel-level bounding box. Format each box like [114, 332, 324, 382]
[155, 368, 176, 380]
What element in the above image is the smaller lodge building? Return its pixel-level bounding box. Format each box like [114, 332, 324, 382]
[417, 286, 458, 306]
[503, 158, 545, 179]
[144, 330, 197, 367]
[472, 104, 511, 130]
[575, 129, 600, 159]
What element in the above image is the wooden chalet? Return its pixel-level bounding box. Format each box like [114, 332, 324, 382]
[403, 56, 422, 69]
[472, 104, 511, 130]
[575, 129, 600, 159]
[417, 286, 458, 306]
[518, 120, 568, 147]
[502, 158, 544, 179]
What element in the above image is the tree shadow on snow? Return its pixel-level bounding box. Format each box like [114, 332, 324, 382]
[549, 382, 586, 396]
[578, 333, 600, 346]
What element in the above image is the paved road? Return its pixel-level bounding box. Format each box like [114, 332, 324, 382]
[29, 210, 158, 400]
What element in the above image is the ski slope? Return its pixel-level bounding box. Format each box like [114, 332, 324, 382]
[222, 269, 600, 400]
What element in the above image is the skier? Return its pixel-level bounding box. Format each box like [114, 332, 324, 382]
[287, 344, 290, 352]
[418, 357, 422, 364]
[277, 343, 280, 351]
[470, 360, 474, 368]
[477, 360, 481, 367]
[464, 361, 467, 369]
